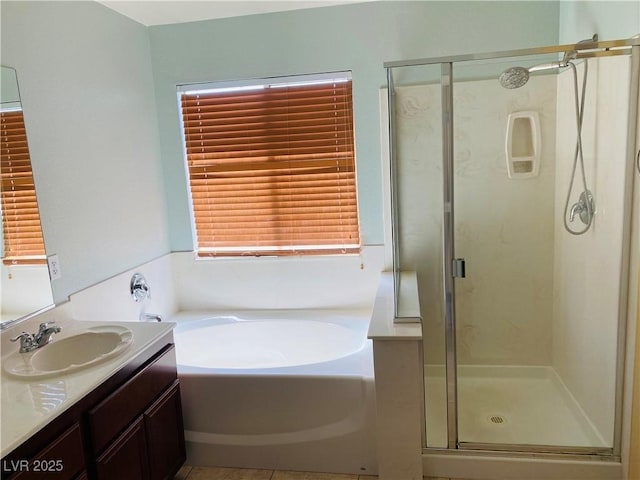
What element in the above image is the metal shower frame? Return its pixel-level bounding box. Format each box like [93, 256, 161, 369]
[385, 35, 640, 458]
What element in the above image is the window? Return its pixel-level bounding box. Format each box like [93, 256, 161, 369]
[178, 72, 360, 257]
[0, 109, 46, 265]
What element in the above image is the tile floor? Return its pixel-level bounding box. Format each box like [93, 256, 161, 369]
[174, 467, 377, 480]
[174, 466, 457, 480]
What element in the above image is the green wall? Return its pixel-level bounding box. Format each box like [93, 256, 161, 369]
[559, 1, 640, 43]
[1, 1, 169, 302]
[149, 1, 560, 249]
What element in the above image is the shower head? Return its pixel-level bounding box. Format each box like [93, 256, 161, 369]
[499, 35, 597, 89]
[498, 66, 530, 89]
[498, 59, 568, 89]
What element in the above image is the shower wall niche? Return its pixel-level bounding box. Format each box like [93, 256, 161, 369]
[388, 46, 636, 453]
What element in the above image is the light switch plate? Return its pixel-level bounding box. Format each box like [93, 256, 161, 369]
[47, 254, 62, 280]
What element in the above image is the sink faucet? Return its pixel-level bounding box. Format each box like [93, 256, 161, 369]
[10, 321, 62, 353]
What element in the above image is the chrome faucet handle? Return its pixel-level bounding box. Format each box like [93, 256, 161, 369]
[10, 332, 33, 343]
[569, 190, 595, 225]
[34, 321, 61, 347]
[37, 321, 57, 333]
[569, 202, 583, 222]
[131, 273, 151, 302]
[10, 332, 36, 353]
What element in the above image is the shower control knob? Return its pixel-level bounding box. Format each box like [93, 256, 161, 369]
[130, 273, 150, 302]
[569, 190, 595, 225]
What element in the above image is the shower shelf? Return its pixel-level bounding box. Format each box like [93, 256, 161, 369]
[505, 111, 541, 179]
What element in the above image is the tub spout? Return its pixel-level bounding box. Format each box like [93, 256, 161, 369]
[141, 313, 163, 322]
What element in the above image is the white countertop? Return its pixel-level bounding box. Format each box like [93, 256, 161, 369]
[368, 272, 422, 340]
[1, 318, 175, 458]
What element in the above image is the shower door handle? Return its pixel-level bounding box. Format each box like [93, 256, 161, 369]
[452, 258, 466, 278]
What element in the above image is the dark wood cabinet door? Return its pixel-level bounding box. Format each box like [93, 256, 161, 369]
[10, 423, 84, 480]
[144, 382, 186, 480]
[88, 346, 177, 455]
[95, 418, 148, 480]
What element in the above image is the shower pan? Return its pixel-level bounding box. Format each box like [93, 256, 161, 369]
[385, 35, 640, 464]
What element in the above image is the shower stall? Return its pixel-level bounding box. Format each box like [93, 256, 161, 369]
[385, 35, 640, 463]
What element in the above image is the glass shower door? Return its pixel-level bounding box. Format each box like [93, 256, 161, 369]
[451, 54, 628, 451]
[386, 63, 447, 448]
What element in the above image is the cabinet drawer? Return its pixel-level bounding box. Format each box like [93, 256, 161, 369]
[88, 345, 176, 454]
[12, 423, 84, 480]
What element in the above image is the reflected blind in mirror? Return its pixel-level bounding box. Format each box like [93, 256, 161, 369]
[0, 110, 46, 264]
[179, 74, 360, 257]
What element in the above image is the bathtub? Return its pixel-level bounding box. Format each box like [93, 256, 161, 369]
[170, 309, 377, 475]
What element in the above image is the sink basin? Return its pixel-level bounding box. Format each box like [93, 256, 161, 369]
[3, 326, 133, 379]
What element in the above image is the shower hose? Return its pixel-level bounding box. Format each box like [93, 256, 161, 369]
[563, 59, 595, 235]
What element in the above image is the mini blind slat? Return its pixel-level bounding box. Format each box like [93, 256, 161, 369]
[192, 204, 358, 214]
[194, 235, 358, 244]
[1, 163, 36, 173]
[181, 79, 360, 256]
[0, 110, 46, 264]
[0, 145, 30, 155]
[192, 189, 357, 200]
[182, 116, 352, 134]
[194, 220, 359, 232]
[184, 133, 354, 152]
[2, 218, 44, 227]
[0, 194, 39, 203]
[182, 87, 351, 108]
[191, 177, 354, 190]
[188, 160, 353, 176]
[181, 101, 353, 117]
[187, 150, 353, 163]
[190, 171, 354, 185]
[193, 196, 358, 209]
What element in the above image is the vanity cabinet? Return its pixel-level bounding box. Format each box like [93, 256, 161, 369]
[94, 383, 184, 480]
[1, 342, 185, 480]
[89, 344, 185, 480]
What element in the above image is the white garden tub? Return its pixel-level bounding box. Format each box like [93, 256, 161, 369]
[170, 309, 377, 475]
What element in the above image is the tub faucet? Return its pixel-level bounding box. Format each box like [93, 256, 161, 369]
[10, 321, 62, 353]
[141, 313, 164, 323]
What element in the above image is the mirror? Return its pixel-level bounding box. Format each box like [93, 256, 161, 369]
[0, 65, 54, 327]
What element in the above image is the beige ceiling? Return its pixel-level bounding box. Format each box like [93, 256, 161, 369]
[98, 1, 368, 26]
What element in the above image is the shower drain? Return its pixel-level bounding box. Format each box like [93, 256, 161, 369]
[487, 414, 507, 425]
